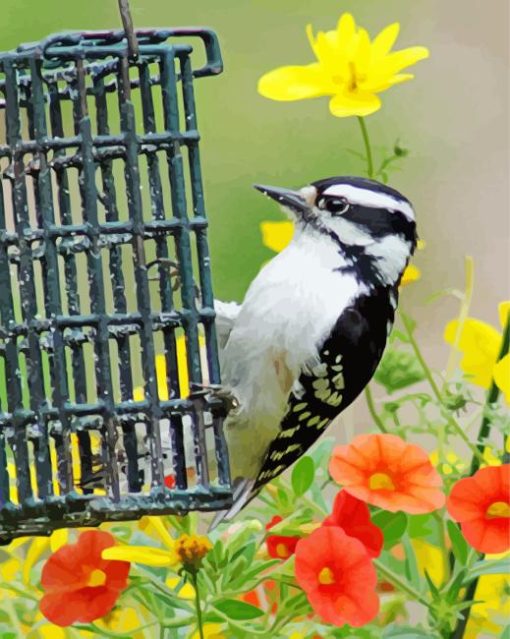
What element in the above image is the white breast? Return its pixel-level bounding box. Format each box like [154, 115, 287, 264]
[220, 231, 366, 478]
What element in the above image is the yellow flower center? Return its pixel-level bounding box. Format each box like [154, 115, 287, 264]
[369, 472, 396, 491]
[318, 566, 335, 585]
[175, 533, 213, 571]
[486, 501, 510, 518]
[276, 543, 290, 558]
[87, 568, 107, 588]
[348, 62, 358, 91]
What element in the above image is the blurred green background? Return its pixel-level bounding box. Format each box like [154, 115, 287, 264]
[0, 0, 508, 349]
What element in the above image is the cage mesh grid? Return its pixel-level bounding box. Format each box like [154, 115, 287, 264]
[0, 28, 232, 543]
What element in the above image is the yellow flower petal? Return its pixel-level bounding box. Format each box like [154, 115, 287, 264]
[140, 516, 176, 552]
[337, 12, 357, 52]
[378, 46, 430, 76]
[260, 221, 294, 253]
[102, 545, 178, 567]
[400, 263, 421, 286]
[371, 22, 400, 58]
[499, 301, 510, 329]
[49, 528, 69, 552]
[23, 537, 49, 584]
[494, 354, 510, 404]
[258, 64, 335, 101]
[329, 91, 381, 118]
[444, 318, 501, 388]
[191, 624, 226, 639]
[411, 539, 446, 586]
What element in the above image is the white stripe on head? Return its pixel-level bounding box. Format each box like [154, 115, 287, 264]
[322, 184, 415, 221]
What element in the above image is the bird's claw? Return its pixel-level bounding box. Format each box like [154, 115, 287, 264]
[189, 383, 240, 414]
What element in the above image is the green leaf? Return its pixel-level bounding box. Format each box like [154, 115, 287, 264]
[214, 599, 265, 620]
[466, 557, 510, 581]
[501, 626, 510, 639]
[374, 347, 426, 393]
[291, 455, 315, 496]
[372, 511, 408, 549]
[382, 625, 438, 639]
[447, 521, 469, 565]
[408, 514, 434, 539]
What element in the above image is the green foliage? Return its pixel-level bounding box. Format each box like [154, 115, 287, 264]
[372, 511, 408, 549]
[374, 348, 427, 393]
[291, 455, 315, 496]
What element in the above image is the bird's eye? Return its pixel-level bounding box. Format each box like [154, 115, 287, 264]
[326, 197, 350, 216]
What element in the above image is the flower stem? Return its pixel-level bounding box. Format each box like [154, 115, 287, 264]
[357, 116, 374, 178]
[444, 256, 474, 386]
[364, 386, 388, 433]
[470, 312, 510, 475]
[449, 312, 510, 639]
[190, 571, 205, 639]
[374, 559, 429, 606]
[400, 312, 484, 463]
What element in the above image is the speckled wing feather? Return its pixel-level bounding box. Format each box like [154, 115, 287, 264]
[253, 286, 396, 491]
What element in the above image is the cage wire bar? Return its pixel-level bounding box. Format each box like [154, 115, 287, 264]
[0, 28, 232, 543]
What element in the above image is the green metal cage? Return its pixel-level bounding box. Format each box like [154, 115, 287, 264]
[0, 28, 232, 544]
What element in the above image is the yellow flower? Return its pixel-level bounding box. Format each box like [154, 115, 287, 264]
[191, 624, 226, 639]
[464, 553, 510, 638]
[411, 539, 446, 587]
[102, 517, 179, 567]
[175, 533, 213, 571]
[258, 12, 429, 118]
[102, 521, 211, 573]
[260, 221, 422, 285]
[444, 301, 510, 396]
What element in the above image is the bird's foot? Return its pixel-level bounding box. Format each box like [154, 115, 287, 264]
[146, 258, 201, 297]
[189, 383, 240, 414]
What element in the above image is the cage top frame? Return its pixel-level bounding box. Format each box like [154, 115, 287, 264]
[0, 28, 232, 544]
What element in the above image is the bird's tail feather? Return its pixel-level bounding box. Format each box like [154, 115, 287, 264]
[208, 478, 256, 531]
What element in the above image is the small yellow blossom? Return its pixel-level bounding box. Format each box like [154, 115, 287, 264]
[102, 517, 179, 567]
[175, 533, 213, 571]
[258, 13, 429, 118]
[465, 553, 510, 638]
[191, 623, 226, 639]
[444, 301, 510, 398]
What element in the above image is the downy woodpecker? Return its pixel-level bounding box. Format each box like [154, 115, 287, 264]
[213, 175, 418, 525]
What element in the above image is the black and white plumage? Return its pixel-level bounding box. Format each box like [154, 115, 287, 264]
[212, 176, 417, 525]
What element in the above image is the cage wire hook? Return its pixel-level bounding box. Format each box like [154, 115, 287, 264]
[118, 0, 139, 58]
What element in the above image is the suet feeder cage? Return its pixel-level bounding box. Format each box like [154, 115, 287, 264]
[0, 6, 232, 544]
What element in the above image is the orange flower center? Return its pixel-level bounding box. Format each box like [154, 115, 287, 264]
[369, 472, 396, 491]
[486, 501, 510, 518]
[87, 568, 107, 588]
[318, 566, 335, 585]
[276, 543, 290, 558]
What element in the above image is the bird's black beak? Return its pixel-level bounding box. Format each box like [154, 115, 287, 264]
[254, 184, 310, 217]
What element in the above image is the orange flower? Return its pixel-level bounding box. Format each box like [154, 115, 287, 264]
[329, 433, 445, 514]
[40, 530, 130, 627]
[266, 515, 300, 559]
[295, 526, 379, 626]
[323, 490, 383, 558]
[447, 465, 510, 553]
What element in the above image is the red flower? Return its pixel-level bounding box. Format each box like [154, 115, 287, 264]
[447, 464, 510, 553]
[295, 526, 379, 627]
[323, 490, 384, 558]
[329, 433, 445, 514]
[40, 530, 130, 626]
[266, 515, 300, 560]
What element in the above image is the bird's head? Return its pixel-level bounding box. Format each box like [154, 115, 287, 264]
[255, 176, 418, 286]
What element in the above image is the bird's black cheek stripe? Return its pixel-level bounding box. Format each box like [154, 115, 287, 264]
[342, 206, 417, 244]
